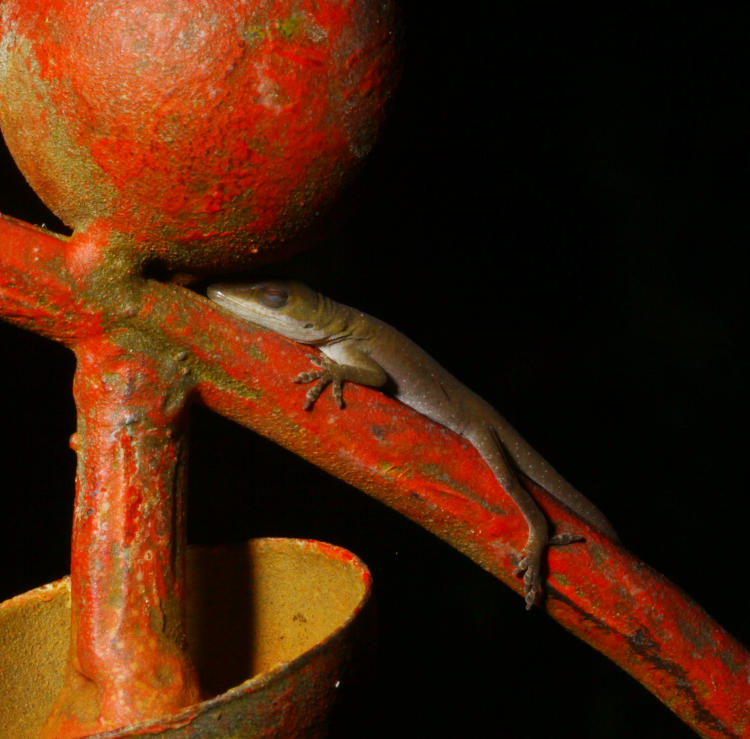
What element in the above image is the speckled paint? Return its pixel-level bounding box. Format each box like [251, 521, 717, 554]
[1, 217, 749, 737]
[1, 2, 749, 737]
[0, 0, 398, 272]
[0, 0, 398, 734]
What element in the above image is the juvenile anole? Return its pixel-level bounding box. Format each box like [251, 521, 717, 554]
[207, 280, 618, 608]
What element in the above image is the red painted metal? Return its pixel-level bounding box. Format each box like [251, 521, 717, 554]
[0, 0, 399, 733]
[1, 217, 749, 737]
[0, 539, 375, 738]
[0, 2, 748, 737]
[42, 337, 198, 736]
[0, 0, 398, 272]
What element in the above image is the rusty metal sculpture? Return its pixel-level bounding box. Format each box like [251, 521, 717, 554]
[0, 1, 397, 735]
[0, 2, 748, 738]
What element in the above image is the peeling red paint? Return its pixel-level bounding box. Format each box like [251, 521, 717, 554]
[2, 3, 749, 738]
[0, 0, 399, 272]
[0, 0, 398, 732]
[1, 216, 750, 737]
[39, 337, 198, 737]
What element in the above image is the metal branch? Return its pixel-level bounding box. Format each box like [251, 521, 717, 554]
[1, 217, 748, 738]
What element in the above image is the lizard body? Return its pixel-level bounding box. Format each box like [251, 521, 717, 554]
[207, 280, 617, 607]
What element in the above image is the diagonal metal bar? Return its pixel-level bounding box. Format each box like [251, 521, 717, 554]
[1, 216, 749, 738]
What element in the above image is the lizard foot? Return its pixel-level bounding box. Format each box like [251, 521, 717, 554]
[514, 544, 545, 610]
[515, 533, 584, 608]
[294, 356, 345, 410]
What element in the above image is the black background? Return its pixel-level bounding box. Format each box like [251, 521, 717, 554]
[1, 4, 748, 737]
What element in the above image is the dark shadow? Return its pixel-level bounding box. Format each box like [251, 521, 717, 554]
[187, 543, 255, 699]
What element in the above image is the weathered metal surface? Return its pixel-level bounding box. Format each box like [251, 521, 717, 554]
[0, 0, 397, 732]
[1, 217, 749, 737]
[0, 0, 399, 273]
[0, 2, 748, 736]
[0, 539, 373, 738]
[42, 337, 199, 736]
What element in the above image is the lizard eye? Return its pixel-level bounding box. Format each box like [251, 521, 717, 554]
[259, 286, 289, 309]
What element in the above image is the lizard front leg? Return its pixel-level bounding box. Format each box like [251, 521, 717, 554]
[294, 355, 345, 410]
[294, 348, 388, 410]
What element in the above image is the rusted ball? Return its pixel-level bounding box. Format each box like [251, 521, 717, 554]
[0, 1, 398, 272]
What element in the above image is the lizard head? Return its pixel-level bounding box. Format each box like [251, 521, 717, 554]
[207, 280, 332, 343]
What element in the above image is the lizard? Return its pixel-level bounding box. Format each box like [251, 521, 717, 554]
[207, 279, 618, 608]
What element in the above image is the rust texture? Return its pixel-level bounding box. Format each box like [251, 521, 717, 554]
[0, 0, 399, 734]
[0, 1, 748, 737]
[0, 539, 374, 738]
[0, 0, 399, 273]
[0, 217, 749, 737]
[42, 338, 198, 736]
